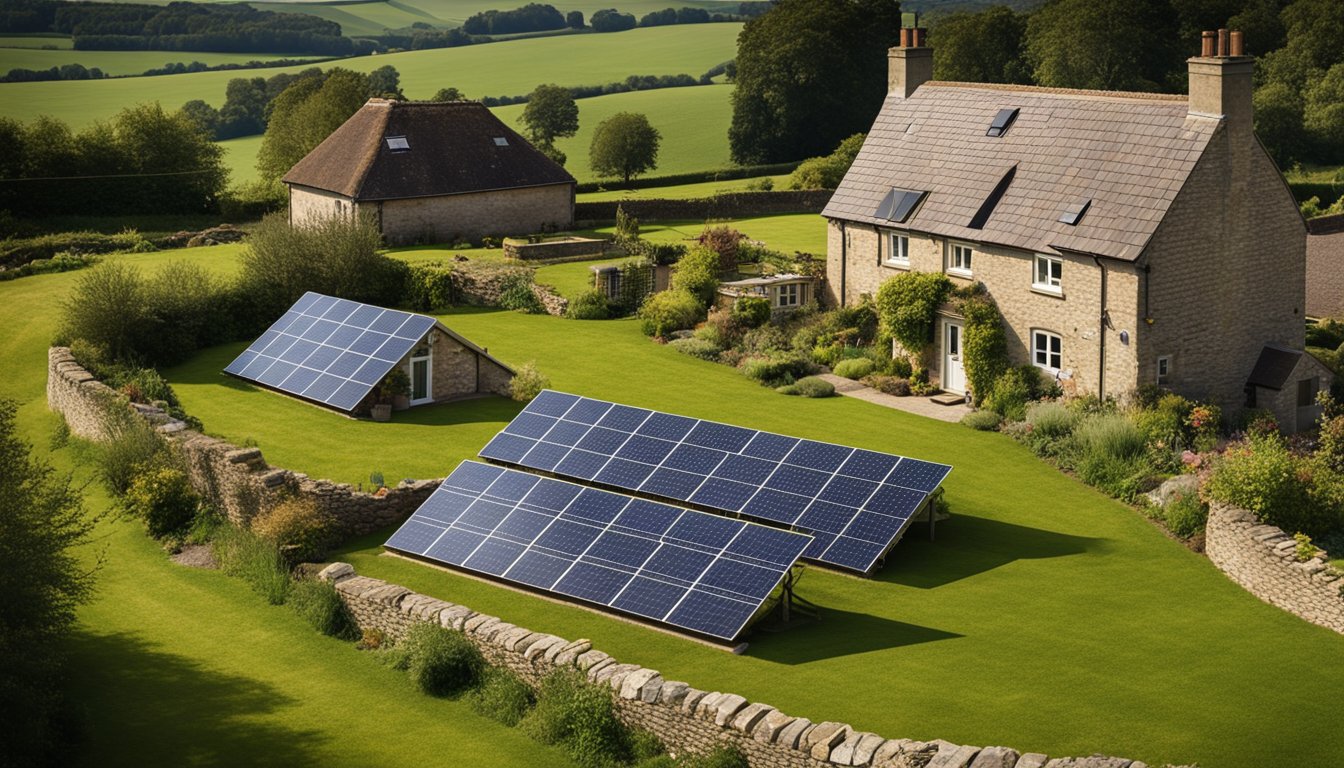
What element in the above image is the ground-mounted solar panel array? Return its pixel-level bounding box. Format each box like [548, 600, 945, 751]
[224, 292, 436, 412]
[479, 391, 952, 574]
[385, 461, 811, 641]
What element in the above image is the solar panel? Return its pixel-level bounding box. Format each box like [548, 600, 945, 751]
[385, 461, 811, 641]
[223, 292, 436, 412]
[875, 187, 927, 224]
[480, 391, 952, 574]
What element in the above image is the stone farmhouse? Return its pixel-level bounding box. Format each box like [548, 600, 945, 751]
[824, 27, 1333, 431]
[283, 99, 576, 245]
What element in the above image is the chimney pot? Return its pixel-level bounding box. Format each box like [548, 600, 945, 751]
[900, 27, 911, 48]
[1201, 30, 1216, 58]
[1230, 30, 1244, 56]
[916, 27, 927, 47]
[1217, 28, 1229, 57]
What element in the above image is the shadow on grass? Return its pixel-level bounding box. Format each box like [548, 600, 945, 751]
[66, 630, 327, 767]
[746, 607, 961, 664]
[877, 514, 1107, 589]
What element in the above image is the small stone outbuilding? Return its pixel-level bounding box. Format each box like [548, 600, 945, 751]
[283, 99, 576, 245]
[715, 274, 818, 317]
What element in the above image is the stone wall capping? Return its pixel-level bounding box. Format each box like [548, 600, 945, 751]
[523, 634, 566, 662]
[678, 687, 707, 715]
[752, 709, 795, 743]
[553, 639, 592, 666]
[463, 613, 498, 634]
[969, 746, 1022, 768]
[853, 733, 886, 765]
[693, 691, 722, 719]
[619, 668, 661, 700]
[870, 738, 907, 766]
[575, 649, 610, 671]
[807, 722, 851, 761]
[657, 680, 690, 707]
[828, 730, 865, 764]
[928, 743, 982, 768]
[584, 657, 616, 681]
[638, 675, 664, 704]
[1040, 757, 1135, 768]
[781, 720, 815, 752]
[712, 693, 749, 727]
[1013, 755, 1049, 768]
[730, 703, 774, 735]
[318, 562, 355, 583]
[480, 621, 517, 643]
[498, 627, 535, 651]
[366, 584, 412, 606]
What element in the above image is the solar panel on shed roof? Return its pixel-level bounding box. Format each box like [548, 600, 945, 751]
[479, 391, 952, 574]
[385, 461, 810, 641]
[223, 292, 436, 412]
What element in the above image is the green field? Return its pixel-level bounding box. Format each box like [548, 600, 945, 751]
[0, 24, 740, 128]
[247, 1, 746, 37]
[217, 84, 732, 186]
[0, 35, 73, 49]
[0, 48, 319, 77]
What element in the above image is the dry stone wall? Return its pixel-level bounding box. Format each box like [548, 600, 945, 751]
[47, 347, 439, 534]
[320, 562, 1184, 768]
[1205, 503, 1344, 634]
[575, 191, 832, 225]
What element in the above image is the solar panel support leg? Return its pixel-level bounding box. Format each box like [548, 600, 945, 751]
[927, 491, 939, 541]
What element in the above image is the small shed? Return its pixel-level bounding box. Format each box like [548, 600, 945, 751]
[1244, 343, 1336, 433]
[716, 274, 819, 315]
[224, 293, 514, 416]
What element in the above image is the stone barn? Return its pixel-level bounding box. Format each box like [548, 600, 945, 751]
[283, 99, 576, 245]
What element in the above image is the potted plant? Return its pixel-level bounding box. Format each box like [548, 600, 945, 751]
[370, 402, 392, 422]
[382, 367, 412, 411]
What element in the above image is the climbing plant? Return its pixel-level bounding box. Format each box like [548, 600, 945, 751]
[874, 271, 952, 367]
[958, 290, 1008, 406]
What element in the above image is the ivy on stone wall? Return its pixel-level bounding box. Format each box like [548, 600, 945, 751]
[874, 271, 952, 370]
[958, 289, 1008, 406]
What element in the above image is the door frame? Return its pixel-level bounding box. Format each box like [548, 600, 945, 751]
[942, 318, 966, 395]
[409, 348, 433, 406]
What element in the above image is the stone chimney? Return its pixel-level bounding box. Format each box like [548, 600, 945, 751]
[1188, 27, 1253, 140]
[889, 25, 932, 99]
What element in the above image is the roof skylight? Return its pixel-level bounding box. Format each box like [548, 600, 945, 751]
[1059, 199, 1092, 226]
[493, 137, 509, 146]
[986, 108, 1020, 137]
[385, 136, 410, 151]
[875, 187, 927, 223]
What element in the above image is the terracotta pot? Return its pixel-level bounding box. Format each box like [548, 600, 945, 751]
[371, 404, 392, 422]
[392, 394, 411, 411]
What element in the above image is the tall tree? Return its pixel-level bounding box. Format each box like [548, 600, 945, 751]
[930, 6, 1031, 85]
[0, 398, 95, 767]
[590, 112, 660, 185]
[521, 83, 579, 166]
[728, 0, 902, 165]
[367, 65, 404, 100]
[1024, 0, 1182, 92]
[256, 69, 370, 182]
[114, 102, 227, 213]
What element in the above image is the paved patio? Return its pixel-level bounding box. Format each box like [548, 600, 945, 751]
[816, 374, 973, 423]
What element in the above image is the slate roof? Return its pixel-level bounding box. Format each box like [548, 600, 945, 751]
[283, 99, 575, 201]
[823, 82, 1223, 262]
[1307, 215, 1344, 319]
[1246, 344, 1304, 390]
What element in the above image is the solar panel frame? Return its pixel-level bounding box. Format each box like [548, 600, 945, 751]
[223, 292, 436, 413]
[385, 461, 811, 642]
[480, 391, 952, 574]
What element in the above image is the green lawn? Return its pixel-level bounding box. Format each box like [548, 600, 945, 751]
[220, 135, 264, 186]
[577, 175, 791, 202]
[0, 48, 319, 77]
[0, 24, 740, 129]
[9, 240, 1344, 767]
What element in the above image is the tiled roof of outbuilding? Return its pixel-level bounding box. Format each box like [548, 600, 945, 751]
[822, 82, 1223, 262]
[283, 99, 575, 201]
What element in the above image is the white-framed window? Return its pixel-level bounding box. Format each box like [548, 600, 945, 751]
[1157, 356, 1170, 385]
[1034, 254, 1063, 293]
[948, 242, 973, 276]
[777, 283, 800, 307]
[886, 232, 910, 266]
[1033, 330, 1062, 373]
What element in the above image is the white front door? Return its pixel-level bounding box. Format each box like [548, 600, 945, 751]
[410, 354, 432, 405]
[943, 320, 966, 394]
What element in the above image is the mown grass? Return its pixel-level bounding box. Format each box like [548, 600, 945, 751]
[0, 24, 740, 129]
[0, 253, 575, 768]
[11, 238, 1344, 767]
[0, 34, 73, 49]
[0, 48, 320, 77]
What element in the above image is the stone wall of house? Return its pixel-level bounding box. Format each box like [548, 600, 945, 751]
[427, 331, 514, 400]
[321, 562, 1180, 768]
[824, 221, 1143, 400]
[576, 192, 831, 226]
[504, 236, 608, 262]
[376, 184, 574, 246]
[1142, 128, 1307, 416]
[47, 347, 439, 534]
[289, 184, 351, 227]
[1205, 503, 1344, 635]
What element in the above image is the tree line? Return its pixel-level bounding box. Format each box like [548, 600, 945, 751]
[1, 56, 326, 84]
[0, 105, 228, 217]
[0, 0, 365, 56]
[729, 0, 1344, 169]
